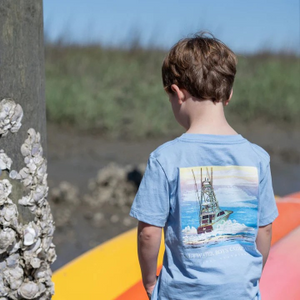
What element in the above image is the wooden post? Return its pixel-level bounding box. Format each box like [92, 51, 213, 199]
[0, 1, 56, 299]
[0, 0, 46, 163]
[0, 1, 46, 219]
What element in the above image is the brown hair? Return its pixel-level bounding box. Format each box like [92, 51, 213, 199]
[162, 32, 237, 103]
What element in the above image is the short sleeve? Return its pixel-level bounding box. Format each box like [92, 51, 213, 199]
[129, 155, 170, 227]
[258, 163, 278, 226]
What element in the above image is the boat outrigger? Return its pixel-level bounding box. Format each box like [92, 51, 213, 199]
[192, 167, 233, 234]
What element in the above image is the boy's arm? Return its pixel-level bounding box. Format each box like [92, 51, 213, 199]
[256, 223, 273, 269]
[138, 221, 162, 296]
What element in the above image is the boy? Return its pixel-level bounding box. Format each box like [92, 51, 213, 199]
[130, 33, 278, 300]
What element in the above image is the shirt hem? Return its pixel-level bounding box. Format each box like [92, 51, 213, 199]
[259, 208, 279, 226]
[129, 209, 166, 227]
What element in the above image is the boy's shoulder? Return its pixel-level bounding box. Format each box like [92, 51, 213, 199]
[150, 138, 180, 160]
[248, 142, 270, 164]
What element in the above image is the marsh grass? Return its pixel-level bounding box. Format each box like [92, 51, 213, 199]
[231, 54, 300, 122]
[45, 45, 300, 138]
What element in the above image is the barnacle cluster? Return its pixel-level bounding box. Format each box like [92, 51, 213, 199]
[0, 99, 23, 137]
[0, 151, 12, 172]
[0, 99, 56, 300]
[81, 163, 145, 228]
[48, 163, 144, 230]
[49, 181, 79, 228]
[84, 162, 145, 209]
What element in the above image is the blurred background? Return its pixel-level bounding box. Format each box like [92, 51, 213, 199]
[43, 0, 300, 270]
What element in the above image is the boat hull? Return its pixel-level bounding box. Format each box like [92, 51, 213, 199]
[197, 210, 233, 234]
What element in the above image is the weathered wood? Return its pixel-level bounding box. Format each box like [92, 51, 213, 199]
[0, 2, 56, 298]
[0, 0, 46, 164]
[0, 0, 46, 222]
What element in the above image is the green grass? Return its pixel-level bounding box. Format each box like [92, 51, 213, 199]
[230, 54, 300, 122]
[45, 45, 300, 138]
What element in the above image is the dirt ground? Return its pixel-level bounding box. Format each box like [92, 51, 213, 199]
[47, 121, 300, 271]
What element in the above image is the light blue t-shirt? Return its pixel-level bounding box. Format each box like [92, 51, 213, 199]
[130, 133, 278, 300]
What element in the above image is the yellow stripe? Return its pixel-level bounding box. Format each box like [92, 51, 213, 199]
[52, 228, 165, 300]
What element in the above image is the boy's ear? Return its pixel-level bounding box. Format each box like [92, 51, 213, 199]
[171, 84, 185, 104]
[224, 89, 233, 106]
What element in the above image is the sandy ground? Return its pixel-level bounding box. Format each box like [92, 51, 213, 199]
[47, 121, 300, 271]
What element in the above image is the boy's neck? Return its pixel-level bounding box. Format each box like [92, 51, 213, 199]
[184, 99, 237, 135]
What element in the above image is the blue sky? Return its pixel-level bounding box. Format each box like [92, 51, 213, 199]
[44, 0, 300, 53]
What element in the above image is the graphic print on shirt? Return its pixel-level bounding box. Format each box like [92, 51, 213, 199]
[180, 166, 258, 248]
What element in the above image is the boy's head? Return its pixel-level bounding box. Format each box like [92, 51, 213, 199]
[162, 32, 237, 103]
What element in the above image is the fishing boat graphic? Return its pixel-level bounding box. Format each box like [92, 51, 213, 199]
[192, 167, 233, 234]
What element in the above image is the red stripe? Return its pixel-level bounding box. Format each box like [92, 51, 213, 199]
[115, 267, 162, 300]
[261, 226, 300, 299]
